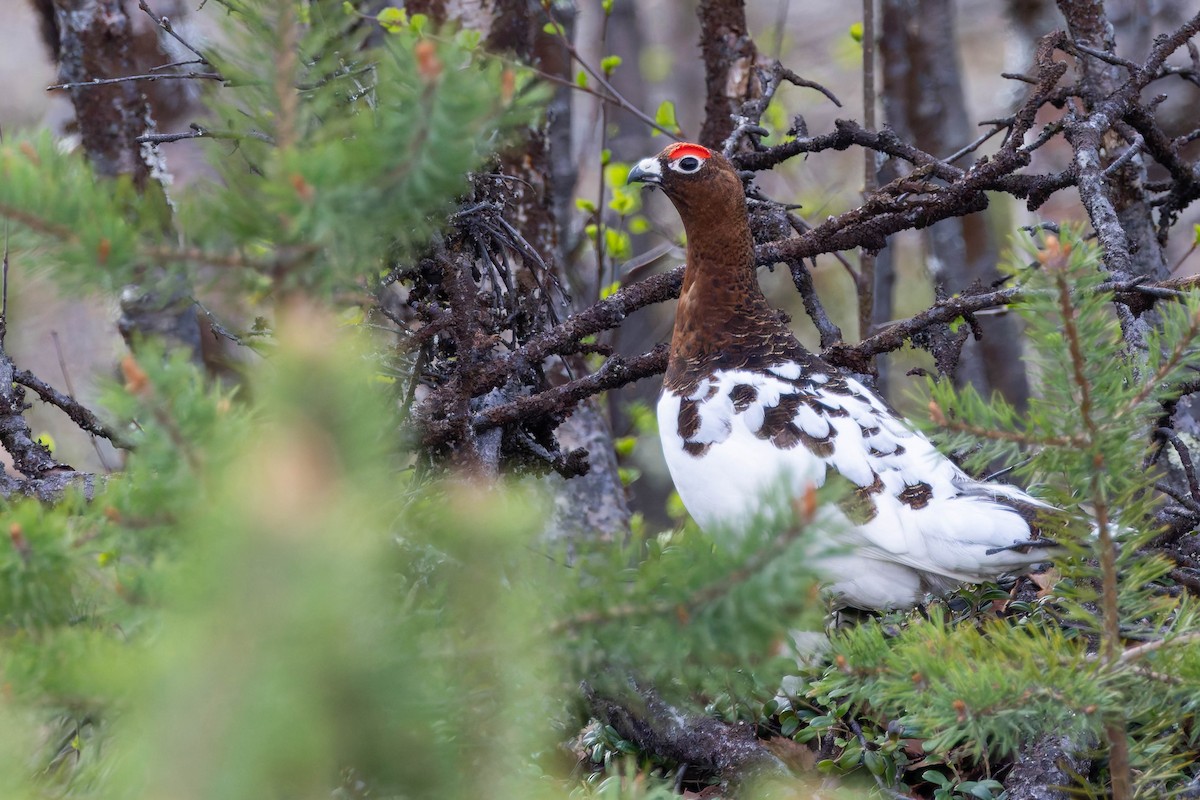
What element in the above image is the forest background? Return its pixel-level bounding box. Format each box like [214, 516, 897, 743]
[1, 1, 1200, 799]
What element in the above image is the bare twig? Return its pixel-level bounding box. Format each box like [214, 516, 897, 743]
[51, 331, 116, 469]
[135, 124, 276, 145]
[1156, 427, 1200, 507]
[136, 0, 212, 66]
[1114, 631, 1200, 664]
[472, 346, 668, 433]
[788, 259, 843, 349]
[47, 72, 223, 91]
[540, 6, 683, 139]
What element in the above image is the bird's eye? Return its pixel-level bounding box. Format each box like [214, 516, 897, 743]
[673, 155, 702, 173]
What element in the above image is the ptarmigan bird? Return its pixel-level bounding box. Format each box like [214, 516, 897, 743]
[628, 142, 1060, 611]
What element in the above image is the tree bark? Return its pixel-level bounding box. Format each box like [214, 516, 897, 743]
[49, 0, 204, 362]
[1004, 732, 1096, 800]
[1057, 0, 1168, 285]
[697, 0, 760, 149]
[51, 0, 153, 186]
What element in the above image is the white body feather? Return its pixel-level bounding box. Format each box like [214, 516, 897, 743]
[658, 366, 1055, 610]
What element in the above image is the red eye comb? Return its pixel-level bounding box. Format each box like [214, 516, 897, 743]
[664, 142, 712, 161]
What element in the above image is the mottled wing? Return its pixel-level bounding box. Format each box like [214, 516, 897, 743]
[658, 364, 1057, 583]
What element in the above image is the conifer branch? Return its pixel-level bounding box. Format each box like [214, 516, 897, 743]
[550, 506, 817, 635]
[927, 402, 1087, 448]
[0, 202, 79, 243]
[1122, 305, 1200, 413]
[272, 2, 300, 152]
[1047, 235, 1130, 798]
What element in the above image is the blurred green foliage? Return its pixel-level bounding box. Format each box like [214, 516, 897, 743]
[0, 1, 537, 301]
[0, 323, 833, 799]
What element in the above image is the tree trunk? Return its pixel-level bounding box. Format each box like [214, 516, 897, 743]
[697, 0, 760, 149]
[407, 0, 632, 541]
[1056, 0, 1167, 285]
[49, 0, 204, 362]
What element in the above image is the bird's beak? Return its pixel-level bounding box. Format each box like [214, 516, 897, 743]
[627, 156, 662, 186]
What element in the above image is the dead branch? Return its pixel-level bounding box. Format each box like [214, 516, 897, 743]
[13, 369, 131, 450]
[0, 330, 100, 501]
[583, 680, 789, 787]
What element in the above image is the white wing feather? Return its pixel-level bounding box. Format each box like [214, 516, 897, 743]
[658, 367, 1056, 609]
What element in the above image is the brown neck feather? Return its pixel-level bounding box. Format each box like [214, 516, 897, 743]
[664, 185, 802, 393]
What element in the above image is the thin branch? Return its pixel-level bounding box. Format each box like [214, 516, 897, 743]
[539, 7, 683, 139]
[14, 367, 131, 450]
[148, 58, 207, 73]
[472, 346, 668, 432]
[943, 121, 1010, 164]
[47, 72, 224, 91]
[1116, 631, 1200, 663]
[857, 0, 877, 339]
[1, 219, 8, 348]
[1070, 39, 1139, 71]
[1155, 480, 1200, 516]
[51, 330, 115, 469]
[1156, 428, 1200, 507]
[1101, 132, 1145, 178]
[136, 0, 213, 66]
[135, 124, 276, 145]
[788, 259, 843, 349]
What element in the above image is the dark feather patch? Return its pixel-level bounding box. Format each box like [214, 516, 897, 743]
[823, 377, 856, 396]
[841, 472, 884, 524]
[730, 384, 758, 411]
[758, 394, 803, 438]
[800, 430, 836, 457]
[898, 482, 933, 510]
[805, 395, 849, 417]
[772, 423, 804, 449]
[683, 440, 710, 457]
[861, 472, 886, 495]
[755, 392, 838, 456]
[758, 395, 804, 450]
[678, 398, 702, 440]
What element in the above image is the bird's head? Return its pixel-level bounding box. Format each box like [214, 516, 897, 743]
[627, 142, 745, 221]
